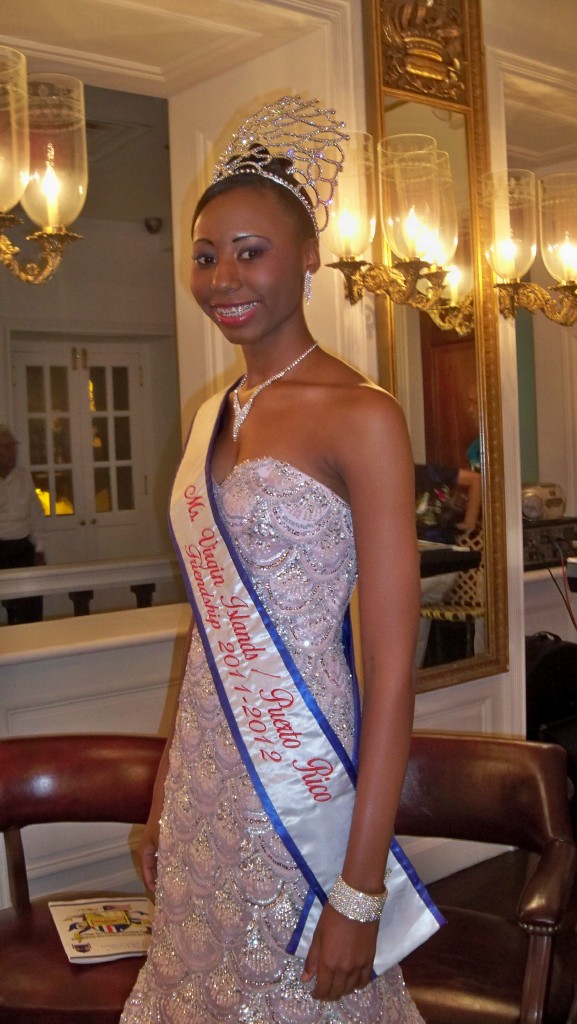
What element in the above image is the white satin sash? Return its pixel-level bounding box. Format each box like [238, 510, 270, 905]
[169, 387, 443, 973]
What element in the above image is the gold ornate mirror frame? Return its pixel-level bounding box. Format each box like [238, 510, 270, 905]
[362, 0, 509, 691]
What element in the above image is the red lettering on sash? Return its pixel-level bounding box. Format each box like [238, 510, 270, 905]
[292, 757, 334, 802]
[184, 484, 204, 523]
[259, 688, 302, 749]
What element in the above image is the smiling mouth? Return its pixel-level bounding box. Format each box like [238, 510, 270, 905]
[212, 301, 258, 319]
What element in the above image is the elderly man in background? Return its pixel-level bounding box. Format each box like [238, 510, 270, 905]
[0, 425, 46, 624]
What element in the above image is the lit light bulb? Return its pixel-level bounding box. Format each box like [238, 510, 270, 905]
[403, 207, 439, 261]
[558, 235, 577, 282]
[333, 206, 370, 259]
[492, 237, 522, 280]
[446, 264, 462, 304]
[403, 207, 420, 255]
[40, 154, 61, 228]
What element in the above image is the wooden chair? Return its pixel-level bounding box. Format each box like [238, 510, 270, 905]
[0, 733, 164, 1024]
[397, 733, 577, 1024]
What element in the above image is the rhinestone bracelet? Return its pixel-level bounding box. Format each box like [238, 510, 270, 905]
[328, 874, 389, 923]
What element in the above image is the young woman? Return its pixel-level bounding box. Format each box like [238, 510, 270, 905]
[121, 97, 440, 1024]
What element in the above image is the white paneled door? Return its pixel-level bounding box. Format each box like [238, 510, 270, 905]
[12, 339, 150, 564]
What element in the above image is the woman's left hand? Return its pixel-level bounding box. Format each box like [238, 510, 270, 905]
[300, 903, 379, 1000]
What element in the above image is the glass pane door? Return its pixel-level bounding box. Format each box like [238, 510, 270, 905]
[90, 364, 135, 514]
[25, 361, 76, 520]
[12, 339, 149, 564]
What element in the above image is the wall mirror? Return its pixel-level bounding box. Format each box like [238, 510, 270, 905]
[362, 0, 509, 690]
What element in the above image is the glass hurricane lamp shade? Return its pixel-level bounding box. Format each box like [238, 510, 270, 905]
[0, 46, 30, 213]
[539, 173, 577, 284]
[378, 135, 442, 262]
[20, 74, 88, 231]
[482, 169, 537, 281]
[324, 132, 376, 259]
[384, 133, 437, 160]
[419, 151, 458, 267]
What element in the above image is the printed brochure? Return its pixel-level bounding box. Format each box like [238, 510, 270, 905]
[48, 895, 154, 963]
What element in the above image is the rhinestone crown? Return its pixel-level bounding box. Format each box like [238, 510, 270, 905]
[211, 96, 349, 236]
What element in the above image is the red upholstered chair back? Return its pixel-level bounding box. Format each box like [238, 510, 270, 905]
[0, 732, 164, 909]
[396, 732, 574, 849]
[396, 733, 577, 1024]
[0, 733, 164, 1024]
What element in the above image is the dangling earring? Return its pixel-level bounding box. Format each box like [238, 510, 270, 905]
[304, 270, 313, 305]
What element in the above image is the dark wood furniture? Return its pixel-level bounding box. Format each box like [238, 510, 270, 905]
[397, 733, 577, 1024]
[0, 733, 164, 1023]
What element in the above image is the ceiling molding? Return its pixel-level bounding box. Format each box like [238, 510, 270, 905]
[490, 47, 577, 99]
[490, 47, 577, 170]
[0, 0, 324, 96]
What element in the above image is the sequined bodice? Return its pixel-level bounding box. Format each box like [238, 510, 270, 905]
[214, 458, 358, 752]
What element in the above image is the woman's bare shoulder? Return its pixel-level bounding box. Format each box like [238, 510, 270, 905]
[316, 349, 394, 397]
[317, 353, 403, 427]
[310, 353, 411, 498]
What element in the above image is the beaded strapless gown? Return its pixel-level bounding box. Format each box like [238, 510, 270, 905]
[121, 458, 424, 1024]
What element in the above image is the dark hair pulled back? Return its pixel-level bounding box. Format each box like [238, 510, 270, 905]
[192, 149, 317, 243]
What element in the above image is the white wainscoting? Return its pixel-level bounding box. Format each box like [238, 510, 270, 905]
[0, 604, 190, 908]
[525, 568, 577, 640]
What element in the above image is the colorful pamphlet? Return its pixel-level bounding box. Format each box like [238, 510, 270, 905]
[48, 896, 154, 964]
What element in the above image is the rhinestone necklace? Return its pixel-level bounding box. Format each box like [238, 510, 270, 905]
[232, 342, 318, 441]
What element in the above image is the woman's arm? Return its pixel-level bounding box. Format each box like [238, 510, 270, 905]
[139, 617, 194, 892]
[456, 467, 482, 532]
[302, 387, 420, 1000]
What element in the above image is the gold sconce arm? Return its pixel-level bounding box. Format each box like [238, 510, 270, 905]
[328, 257, 474, 336]
[495, 281, 577, 327]
[0, 213, 80, 285]
[427, 292, 475, 336]
[325, 259, 371, 304]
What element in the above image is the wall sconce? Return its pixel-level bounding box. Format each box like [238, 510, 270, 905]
[0, 45, 88, 285]
[326, 133, 474, 337]
[482, 169, 577, 326]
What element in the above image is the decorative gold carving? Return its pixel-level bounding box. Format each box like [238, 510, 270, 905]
[0, 213, 80, 285]
[380, 0, 467, 103]
[497, 281, 577, 326]
[329, 257, 475, 336]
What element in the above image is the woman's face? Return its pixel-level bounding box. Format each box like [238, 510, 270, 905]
[190, 185, 318, 349]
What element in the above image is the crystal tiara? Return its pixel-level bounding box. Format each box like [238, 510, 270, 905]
[211, 96, 349, 236]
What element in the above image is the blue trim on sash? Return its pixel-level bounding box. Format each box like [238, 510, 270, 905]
[169, 529, 324, 895]
[189, 587, 328, 902]
[341, 609, 362, 770]
[287, 885, 317, 955]
[390, 836, 446, 924]
[205, 397, 358, 788]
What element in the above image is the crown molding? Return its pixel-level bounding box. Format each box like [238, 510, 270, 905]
[490, 47, 577, 98]
[0, 0, 346, 97]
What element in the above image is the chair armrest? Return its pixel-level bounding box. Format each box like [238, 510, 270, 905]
[517, 839, 577, 931]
